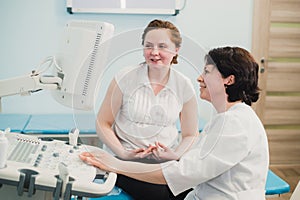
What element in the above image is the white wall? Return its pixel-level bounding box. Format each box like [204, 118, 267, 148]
[0, 0, 253, 117]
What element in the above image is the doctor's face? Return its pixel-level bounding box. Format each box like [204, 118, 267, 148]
[143, 29, 179, 69]
[197, 64, 226, 103]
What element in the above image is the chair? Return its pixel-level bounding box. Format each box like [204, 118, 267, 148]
[265, 170, 290, 197]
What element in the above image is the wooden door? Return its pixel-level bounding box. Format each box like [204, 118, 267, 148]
[252, 0, 300, 166]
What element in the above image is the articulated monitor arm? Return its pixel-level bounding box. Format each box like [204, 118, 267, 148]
[0, 71, 63, 97]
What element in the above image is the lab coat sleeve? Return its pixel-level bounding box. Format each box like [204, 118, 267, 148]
[161, 114, 249, 196]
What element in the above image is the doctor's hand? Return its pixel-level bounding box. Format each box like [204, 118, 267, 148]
[151, 142, 179, 161]
[80, 151, 120, 173]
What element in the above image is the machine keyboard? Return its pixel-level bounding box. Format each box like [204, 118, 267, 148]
[8, 141, 38, 163]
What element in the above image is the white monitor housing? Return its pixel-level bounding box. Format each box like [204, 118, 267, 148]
[0, 20, 114, 111]
[52, 20, 114, 110]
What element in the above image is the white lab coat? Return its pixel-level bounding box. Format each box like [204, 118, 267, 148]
[161, 103, 269, 200]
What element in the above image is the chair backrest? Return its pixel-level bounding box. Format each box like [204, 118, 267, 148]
[290, 180, 300, 200]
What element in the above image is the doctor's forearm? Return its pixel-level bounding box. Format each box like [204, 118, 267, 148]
[116, 161, 167, 185]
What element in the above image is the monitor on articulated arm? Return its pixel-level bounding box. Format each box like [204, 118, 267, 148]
[0, 20, 114, 111]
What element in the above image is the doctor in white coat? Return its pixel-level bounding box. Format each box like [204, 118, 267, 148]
[80, 46, 269, 200]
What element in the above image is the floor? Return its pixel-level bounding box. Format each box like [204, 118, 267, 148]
[266, 165, 300, 200]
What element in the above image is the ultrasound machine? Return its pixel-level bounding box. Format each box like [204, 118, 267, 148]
[0, 20, 116, 200]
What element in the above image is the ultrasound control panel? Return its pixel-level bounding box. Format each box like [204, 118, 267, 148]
[0, 132, 117, 200]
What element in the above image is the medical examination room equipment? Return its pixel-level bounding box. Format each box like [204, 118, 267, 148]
[0, 19, 291, 199]
[0, 20, 117, 200]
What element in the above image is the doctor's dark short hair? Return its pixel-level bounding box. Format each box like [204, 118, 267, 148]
[141, 19, 182, 64]
[205, 47, 260, 106]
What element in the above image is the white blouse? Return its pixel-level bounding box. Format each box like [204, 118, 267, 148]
[113, 63, 196, 150]
[161, 103, 269, 200]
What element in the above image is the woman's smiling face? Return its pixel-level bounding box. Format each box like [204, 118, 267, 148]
[197, 64, 227, 103]
[143, 29, 179, 69]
